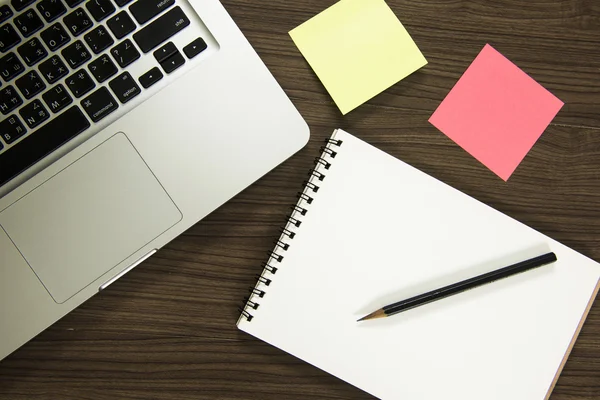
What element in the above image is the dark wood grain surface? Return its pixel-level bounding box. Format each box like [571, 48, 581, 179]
[1, 0, 599, 399]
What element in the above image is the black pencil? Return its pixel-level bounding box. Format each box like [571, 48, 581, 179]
[357, 252, 557, 321]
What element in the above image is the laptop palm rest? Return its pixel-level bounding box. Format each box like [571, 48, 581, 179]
[0, 133, 182, 304]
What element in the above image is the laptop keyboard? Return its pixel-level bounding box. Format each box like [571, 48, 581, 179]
[0, 0, 209, 188]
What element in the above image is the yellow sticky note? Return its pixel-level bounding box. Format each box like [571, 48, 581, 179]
[289, 0, 427, 114]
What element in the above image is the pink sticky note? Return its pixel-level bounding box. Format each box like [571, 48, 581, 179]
[429, 44, 564, 181]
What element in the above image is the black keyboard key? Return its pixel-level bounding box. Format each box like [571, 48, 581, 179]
[19, 99, 50, 128]
[153, 41, 175, 63]
[160, 50, 183, 74]
[0, 24, 21, 53]
[138, 66, 161, 88]
[61, 40, 91, 68]
[41, 22, 71, 51]
[108, 71, 139, 103]
[85, 0, 115, 22]
[0, 85, 22, 114]
[183, 37, 207, 59]
[14, 9, 44, 37]
[65, 0, 85, 7]
[64, 7, 93, 36]
[88, 53, 116, 82]
[16, 70, 46, 99]
[11, 0, 36, 12]
[37, 0, 67, 22]
[0, 114, 26, 144]
[81, 86, 117, 121]
[39, 55, 69, 84]
[110, 38, 138, 67]
[65, 68, 94, 97]
[42, 84, 73, 112]
[0, 106, 90, 187]
[133, 6, 189, 53]
[114, 0, 132, 7]
[84, 25, 113, 54]
[18, 37, 48, 66]
[0, 52, 24, 82]
[106, 11, 134, 39]
[0, 5, 13, 24]
[129, 0, 173, 25]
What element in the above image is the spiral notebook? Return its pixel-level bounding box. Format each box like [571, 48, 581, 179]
[237, 129, 600, 400]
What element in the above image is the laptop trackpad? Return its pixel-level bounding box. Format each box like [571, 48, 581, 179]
[0, 133, 182, 303]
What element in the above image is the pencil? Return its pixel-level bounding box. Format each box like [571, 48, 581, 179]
[357, 252, 557, 322]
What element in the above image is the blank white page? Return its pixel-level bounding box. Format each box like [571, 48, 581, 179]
[238, 129, 600, 400]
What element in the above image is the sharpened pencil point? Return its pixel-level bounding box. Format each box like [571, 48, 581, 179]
[357, 309, 386, 322]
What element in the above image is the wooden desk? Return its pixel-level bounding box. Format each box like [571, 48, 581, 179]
[1, 1, 599, 399]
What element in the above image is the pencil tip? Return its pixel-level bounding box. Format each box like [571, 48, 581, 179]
[357, 309, 386, 322]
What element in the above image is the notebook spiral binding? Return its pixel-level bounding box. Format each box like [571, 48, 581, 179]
[238, 137, 343, 322]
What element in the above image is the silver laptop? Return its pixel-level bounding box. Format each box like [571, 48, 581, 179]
[0, 0, 308, 360]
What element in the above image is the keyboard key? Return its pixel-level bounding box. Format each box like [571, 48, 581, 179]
[0, 114, 26, 144]
[153, 41, 175, 63]
[61, 40, 91, 68]
[108, 71, 139, 103]
[0, 5, 14, 24]
[81, 86, 117, 121]
[114, 0, 132, 7]
[106, 11, 135, 39]
[88, 53, 116, 82]
[84, 25, 114, 54]
[129, 0, 173, 25]
[16, 70, 46, 99]
[0, 106, 90, 187]
[64, 7, 93, 36]
[0, 24, 22, 53]
[160, 50, 184, 74]
[11, 0, 36, 12]
[133, 6, 189, 53]
[65, 68, 94, 97]
[110, 38, 138, 67]
[18, 37, 48, 66]
[14, 9, 44, 37]
[42, 83, 73, 112]
[41, 22, 71, 51]
[37, 0, 67, 22]
[19, 99, 50, 128]
[39, 55, 69, 84]
[0, 85, 22, 114]
[138, 66, 161, 88]
[65, 0, 85, 7]
[0, 139, 3, 150]
[0, 52, 24, 82]
[85, 0, 115, 22]
[183, 37, 207, 59]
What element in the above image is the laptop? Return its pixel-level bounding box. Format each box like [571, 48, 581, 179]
[0, 0, 309, 360]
